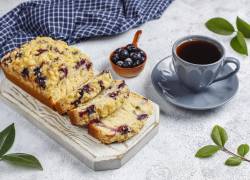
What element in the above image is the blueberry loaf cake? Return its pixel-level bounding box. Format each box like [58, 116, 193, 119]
[68, 80, 129, 126]
[88, 92, 153, 144]
[1, 37, 93, 109]
[1, 37, 155, 144]
[55, 70, 113, 114]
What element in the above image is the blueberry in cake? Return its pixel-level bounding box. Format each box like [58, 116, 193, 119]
[88, 92, 153, 144]
[1, 37, 93, 109]
[55, 70, 113, 114]
[68, 80, 129, 126]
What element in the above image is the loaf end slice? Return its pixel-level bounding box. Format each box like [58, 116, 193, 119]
[88, 92, 153, 144]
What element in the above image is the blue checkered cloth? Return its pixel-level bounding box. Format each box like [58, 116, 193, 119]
[0, 0, 172, 58]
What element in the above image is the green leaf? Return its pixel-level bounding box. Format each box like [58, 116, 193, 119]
[211, 125, 228, 147]
[225, 156, 242, 166]
[195, 145, 220, 158]
[206, 17, 235, 35]
[236, 17, 250, 38]
[1, 153, 43, 170]
[0, 123, 15, 157]
[237, 144, 249, 157]
[230, 32, 248, 55]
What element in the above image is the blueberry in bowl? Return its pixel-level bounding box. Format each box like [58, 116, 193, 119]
[110, 30, 147, 77]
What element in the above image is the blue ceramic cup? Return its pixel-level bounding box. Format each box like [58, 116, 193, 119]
[172, 35, 240, 91]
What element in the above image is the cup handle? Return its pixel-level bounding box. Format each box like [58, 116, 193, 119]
[212, 57, 240, 83]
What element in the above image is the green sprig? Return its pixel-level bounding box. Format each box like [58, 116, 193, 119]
[195, 125, 250, 167]
[0, 123, 43, 170]
[206, 17, 250, 56]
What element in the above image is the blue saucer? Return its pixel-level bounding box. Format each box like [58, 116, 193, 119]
[151, 56, 239, 110]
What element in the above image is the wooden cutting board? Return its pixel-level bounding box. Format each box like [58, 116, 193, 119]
[0, 78, 159, 171]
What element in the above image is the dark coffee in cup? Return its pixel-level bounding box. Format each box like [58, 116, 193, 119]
[176, 40, 222, 65]
[172, 35, 240, 91]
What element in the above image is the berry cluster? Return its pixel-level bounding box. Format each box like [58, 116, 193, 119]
[111, 44, 146, 68]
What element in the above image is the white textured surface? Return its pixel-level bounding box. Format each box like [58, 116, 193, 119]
[0, 0, 250, 179]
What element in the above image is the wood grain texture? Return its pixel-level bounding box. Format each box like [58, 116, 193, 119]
[0, 78, 159, 171]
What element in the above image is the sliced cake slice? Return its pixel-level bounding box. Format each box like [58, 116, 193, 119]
[68, 80, 129, 126]
[88, 92, 153, 144]
[1, 37, 93, 109]
[55, 70, 113, 114]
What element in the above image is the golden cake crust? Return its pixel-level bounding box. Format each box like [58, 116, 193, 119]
[1, 66, 55, 109]
[1, 37, 94, 109]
